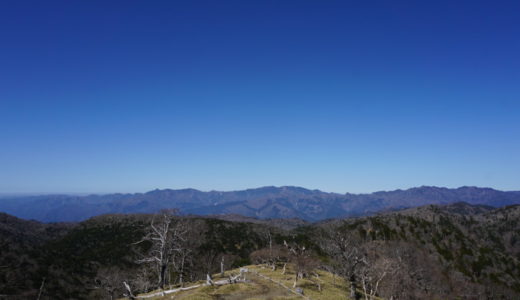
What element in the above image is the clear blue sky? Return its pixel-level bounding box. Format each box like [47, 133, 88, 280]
[1, 0, 519, 194]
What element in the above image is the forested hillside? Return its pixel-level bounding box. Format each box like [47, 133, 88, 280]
[1, 203, 520, 299]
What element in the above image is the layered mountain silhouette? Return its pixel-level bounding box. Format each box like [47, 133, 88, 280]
[1, 186, 520, 222]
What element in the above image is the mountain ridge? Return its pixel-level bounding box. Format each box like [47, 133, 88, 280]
[1, 185, 520, 222]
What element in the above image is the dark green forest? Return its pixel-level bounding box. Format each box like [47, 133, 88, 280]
[1, 202, 520, 299]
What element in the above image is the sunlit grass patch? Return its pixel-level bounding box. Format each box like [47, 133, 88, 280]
[247, 263, 349, 299]
[135, 263, 351, 300]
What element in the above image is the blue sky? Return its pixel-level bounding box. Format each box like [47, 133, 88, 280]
[1, 0, 519, 194]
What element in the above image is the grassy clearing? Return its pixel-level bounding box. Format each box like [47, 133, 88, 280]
[249, 264, 349, 300]
[135, 264, 350, 300]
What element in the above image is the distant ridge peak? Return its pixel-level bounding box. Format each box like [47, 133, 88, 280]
[1, 185, 519, 223]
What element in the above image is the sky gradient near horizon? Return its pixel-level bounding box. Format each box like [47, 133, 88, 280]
[1, 1, 519, 194]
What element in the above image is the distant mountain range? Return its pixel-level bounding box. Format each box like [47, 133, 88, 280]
[1, 186, 520, 222]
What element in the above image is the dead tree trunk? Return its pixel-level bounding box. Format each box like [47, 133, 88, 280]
[267, 230, 274, 269]
[179, 254, 185, 287]
[159, 264, 167, 289]
[220, 256, 225, 277]
[123, 281, 136, 300]
[350, 274, 358, 300]
[36, 277, 45, 300]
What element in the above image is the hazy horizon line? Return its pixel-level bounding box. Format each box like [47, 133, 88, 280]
[1, 184, 518, 197]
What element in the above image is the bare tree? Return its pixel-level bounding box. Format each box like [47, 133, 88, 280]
[283, 240, 318, 288]
[90, 267, 126, 300]
[266, 230, 275, 270]
[173, 242, 192, 287]
[321, 226, 362, 299]
[200, 247, 219, 277]
[356, 242, 401, 300]
[172, 219, 206, 286]
[133, 265, 154, 294]
[36, 277, 45, 300]
[134, 209, 187, 290]
[358, 257, 397, 300]
[375, 242, 440, 300]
